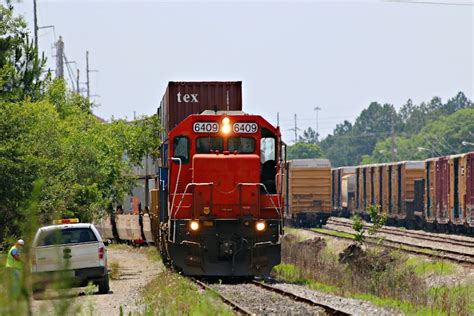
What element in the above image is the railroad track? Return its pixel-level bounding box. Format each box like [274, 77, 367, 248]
[192, 278, 349, 315]
[306, 227, 474, 265]
[192, 278, 255, 315]
[251, 280, 349, 316]
[328, 218, 474, 248]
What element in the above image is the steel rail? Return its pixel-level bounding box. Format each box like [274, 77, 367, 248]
[328, 219, 474, 248]
[325, 221, 474, 255]
[306, 228, 474, 265]
[251, 280, 350, 316]
[191, 278, 255, 316]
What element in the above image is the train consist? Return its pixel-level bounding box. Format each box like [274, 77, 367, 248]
[285, 152, 474, 234]
[152, 82, 284, 277]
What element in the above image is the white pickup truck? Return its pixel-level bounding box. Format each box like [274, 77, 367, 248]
[31, 220, 110, 295]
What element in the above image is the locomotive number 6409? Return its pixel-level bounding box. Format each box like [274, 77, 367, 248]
[233, 122, 258, 134]
[193, 122, 219, 133]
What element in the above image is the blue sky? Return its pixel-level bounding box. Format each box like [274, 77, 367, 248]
[13, 0, 473, 142]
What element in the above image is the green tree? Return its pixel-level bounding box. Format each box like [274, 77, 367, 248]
[367, 107, 474, 163]
[0, 5, 47, 102]
[298, 127, 318, 144]
[287, 142, 323, 160]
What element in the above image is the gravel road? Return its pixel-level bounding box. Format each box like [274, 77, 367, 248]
[31, 246, 162, 315]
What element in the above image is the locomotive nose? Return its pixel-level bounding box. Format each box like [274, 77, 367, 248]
[191, 154, 261, 216]
[192, 154, 261, 191]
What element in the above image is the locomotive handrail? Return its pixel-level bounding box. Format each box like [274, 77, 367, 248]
[170, 157, 182, 217]
[275, 171, 284, 209]
[170, 182, 214, 243]
[237, 183, 282, 220]
[259, 183, 282, 220]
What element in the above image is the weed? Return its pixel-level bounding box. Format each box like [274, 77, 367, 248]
[352, 205, 387, 245]
[311, 228, 355, 239]
[405, 257, 456, 277]
[141, 269, 233, 315]
[429, 284, 474, 316]
[109, 262, 121, 280]
[276, 233, 473, 315]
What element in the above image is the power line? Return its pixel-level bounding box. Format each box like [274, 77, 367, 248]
[288, 114, 300, 144]
[385, 0, 474, 6]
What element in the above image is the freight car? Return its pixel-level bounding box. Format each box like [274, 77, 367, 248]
[154, 82, 284, 277]
[424, 152, 474, 234]
[331, 167, 356, 217]
[347, 161, 425, 226]
[284, 159, 332, 227]
[95, 213, 154, 244]
[331, 152, 474, 235]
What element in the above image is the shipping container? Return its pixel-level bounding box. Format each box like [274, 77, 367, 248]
[286, 159, 332, 227]
[158, 81, 243, 138]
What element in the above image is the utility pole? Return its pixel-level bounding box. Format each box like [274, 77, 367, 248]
[314, 106, 321, 143]
[390, 114, 397, 162]
[288, 114, 300, 144]
[86, 51, 90, 100]
[55, 36, 64, 79]
[85, 51, 99, 101]
[33, 0, 38, 49]
[293, 114, 297, 143]
[76, 69, 80, 94]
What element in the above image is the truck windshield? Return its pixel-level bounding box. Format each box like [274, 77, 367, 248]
[36, 228, 98, 246]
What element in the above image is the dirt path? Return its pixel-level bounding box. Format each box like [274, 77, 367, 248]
[31, 246, 162, 315]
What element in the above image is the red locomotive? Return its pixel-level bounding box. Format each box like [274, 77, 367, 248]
[156, 82, 284, 276]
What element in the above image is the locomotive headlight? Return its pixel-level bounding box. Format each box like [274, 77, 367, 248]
[256, 221, 266, 232]
[189, 221, 200, 231]
[221, 117, 231, 134]
[221, 123, 231, 134]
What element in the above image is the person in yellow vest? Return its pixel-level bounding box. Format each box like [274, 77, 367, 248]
[6, 239, 24, 269]
[5, 239, 25, 299]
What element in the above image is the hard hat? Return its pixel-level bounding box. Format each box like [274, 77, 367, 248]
[18, 239, 25, 245]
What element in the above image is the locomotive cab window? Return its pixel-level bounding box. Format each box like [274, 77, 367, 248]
[173, 136, 189, 164]
[228, 137, 255, 153]
[196, 137, 224, 153]
[260, 128, 277, 194]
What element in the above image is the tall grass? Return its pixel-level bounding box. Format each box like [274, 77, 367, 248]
[276, 234, 473, 315]
[141, 269, 233, 316]
[0, 180, 43, 315]
[0, 180, 80, 315]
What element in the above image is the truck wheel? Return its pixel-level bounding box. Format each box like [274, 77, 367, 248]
[98, 273, 110, 294]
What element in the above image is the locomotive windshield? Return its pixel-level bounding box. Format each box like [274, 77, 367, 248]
[196, 137, 224, 153]
[173, 136, 189, 163]
[228, 137, 255, 153]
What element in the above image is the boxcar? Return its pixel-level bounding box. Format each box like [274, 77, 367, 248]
[285, 159, 332, 227]
[331, 166, 356, 216]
